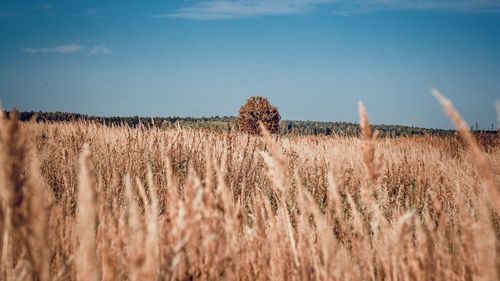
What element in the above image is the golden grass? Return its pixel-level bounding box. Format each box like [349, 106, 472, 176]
[432, 88, 499, 214]
[0, 91, 499, 280]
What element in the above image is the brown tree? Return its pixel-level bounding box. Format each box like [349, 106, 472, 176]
[238, 96, 281, 134]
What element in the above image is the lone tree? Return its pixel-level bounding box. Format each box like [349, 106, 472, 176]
[238, 96, 281, 134]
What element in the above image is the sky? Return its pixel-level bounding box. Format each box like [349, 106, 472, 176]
[1, 1, 500, 129]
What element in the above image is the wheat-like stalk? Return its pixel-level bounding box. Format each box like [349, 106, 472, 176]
[432, 88, 499, 214]
[76, 144, 98, 281]
[358, 102, 385, 185]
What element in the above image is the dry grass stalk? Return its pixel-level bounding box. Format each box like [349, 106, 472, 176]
[145, 167, 159, 280]
[496, 100, 500, 123]
[432, 88, 499, 214]
[123, 174, 144, 281]
[25, 155, 53, 281]
[259, 122, 288, 195]
[76, 144, 98, 281]
[0, 109, 37, 280]
[358, 102, 385, 184]
[496, 100, 500, 142]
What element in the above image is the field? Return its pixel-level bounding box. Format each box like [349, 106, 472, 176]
[0, 97, 499, 281]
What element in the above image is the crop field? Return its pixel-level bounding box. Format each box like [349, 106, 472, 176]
[0, 95, 499, 281]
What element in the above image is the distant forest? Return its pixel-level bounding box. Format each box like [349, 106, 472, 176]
[8, 110, 498, 137]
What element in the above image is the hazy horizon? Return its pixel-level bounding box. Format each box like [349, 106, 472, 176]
[1, 1, 500, 130]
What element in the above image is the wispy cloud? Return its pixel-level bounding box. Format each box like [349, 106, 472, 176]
[90, 45, 113, 55]
[83, 7, 108, 19]
[160, 0, 500, 20]
[156, 0, 327, 20]
[0, 3, 54, 19]
[354, 0, 500, 14]
[20, 44, 83, 54]
[86, 8, 97, 16]
[21, 44, 112, 55]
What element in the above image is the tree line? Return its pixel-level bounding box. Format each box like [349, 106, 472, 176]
[8, 110, 489, 137]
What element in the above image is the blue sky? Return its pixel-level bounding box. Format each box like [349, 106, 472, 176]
[1, 1, 499, 129]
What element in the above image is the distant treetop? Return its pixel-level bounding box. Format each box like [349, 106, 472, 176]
[237, 96, 281, 134]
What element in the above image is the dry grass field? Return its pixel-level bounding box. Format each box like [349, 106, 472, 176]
[0, 94, 499, 280]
